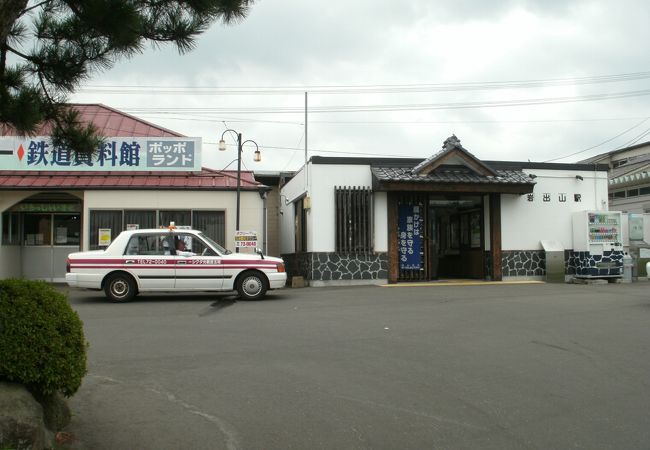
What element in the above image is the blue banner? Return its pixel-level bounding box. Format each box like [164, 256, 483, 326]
[398, 204, 423, 270]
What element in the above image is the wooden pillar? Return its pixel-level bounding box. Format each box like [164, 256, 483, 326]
[387, 192, 399, 283]
[489, 193, 502, 281]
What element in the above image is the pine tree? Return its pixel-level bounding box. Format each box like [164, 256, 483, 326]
[0, 0, 253, 156]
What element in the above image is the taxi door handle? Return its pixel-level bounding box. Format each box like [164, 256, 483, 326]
[125, 260, 135, 264]
[177, 261, 187, 265]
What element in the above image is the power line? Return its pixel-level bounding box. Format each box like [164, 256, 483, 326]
[615, 125, 650, 149]
[204, 141, 417, 159]
[543, 117, 650, 162]
[78, 70, 650, 95]
[140, 113, 649, 126]
[120, 88, 650, 115]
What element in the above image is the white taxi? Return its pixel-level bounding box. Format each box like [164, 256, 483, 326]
[65, 228, 287, 302]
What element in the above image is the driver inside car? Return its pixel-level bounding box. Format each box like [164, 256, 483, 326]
[174, 236, 196, 256]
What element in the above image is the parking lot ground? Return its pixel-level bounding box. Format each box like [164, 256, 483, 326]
[57, 281, 650, 450]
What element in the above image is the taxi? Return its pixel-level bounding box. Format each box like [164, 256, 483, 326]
[65, 228, 287, 302]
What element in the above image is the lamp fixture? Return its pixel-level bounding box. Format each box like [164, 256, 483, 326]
[219, 129, 261, 252]
[575, 175, 584, 181]
[258, 186, 269, 199]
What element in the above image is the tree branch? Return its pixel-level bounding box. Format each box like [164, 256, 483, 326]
[5, 42, 37, 63]
[21, 0, 53, 15]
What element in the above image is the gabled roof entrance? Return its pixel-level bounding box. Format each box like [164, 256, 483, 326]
[371, 135, 535, 194]
[412, 135, 499, 177]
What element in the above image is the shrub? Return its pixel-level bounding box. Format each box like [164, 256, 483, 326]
[0, 279, 87, 397]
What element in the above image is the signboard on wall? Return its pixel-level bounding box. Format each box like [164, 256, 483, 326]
[398, 204, 423, 270]
[98, 229, 112, 247]
[629, 214, 643, 241]
[235, 231, 258, 248]
[0, 136, 202, 171]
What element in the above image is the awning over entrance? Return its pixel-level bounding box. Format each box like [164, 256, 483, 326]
[371, 135, 535, 195]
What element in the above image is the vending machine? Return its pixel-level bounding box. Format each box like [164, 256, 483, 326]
[571, 211, 624, 278]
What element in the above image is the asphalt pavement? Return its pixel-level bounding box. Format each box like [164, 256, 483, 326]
[57, 280, 650, 450]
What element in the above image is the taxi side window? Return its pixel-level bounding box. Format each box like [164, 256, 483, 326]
[161, 236, 173, 255]
[172, 235, 208, 256]
[190, 236, 207, 255]
[125, 237, 139, 255]
[125, 235, 165, 256]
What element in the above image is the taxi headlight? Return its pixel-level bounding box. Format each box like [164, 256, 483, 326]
[276, 263, 286, 273]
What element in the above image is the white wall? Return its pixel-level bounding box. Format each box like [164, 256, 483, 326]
[309, 164, 374, 252]
[279, 163, 378, 254]
[0, 191, 32, 212]
[374, 192, 388, 252]
[278, 169, 306, 254]
[501, 169, 609, 250]
[82, 190, 263, 253]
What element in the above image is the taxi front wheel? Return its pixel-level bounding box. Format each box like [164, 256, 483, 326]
[104, 273, 137, 303]
[236, 271, 268, 300]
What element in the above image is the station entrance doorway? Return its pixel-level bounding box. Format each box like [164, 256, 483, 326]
[2, 193, 82, 281]
[397, 194, 485, 281]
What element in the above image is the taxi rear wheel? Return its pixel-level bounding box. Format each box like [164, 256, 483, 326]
[104, 273, 137, 303]
[236, 271, 268, 300]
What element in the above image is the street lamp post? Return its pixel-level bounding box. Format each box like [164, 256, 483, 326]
[219, 129, 261, 252]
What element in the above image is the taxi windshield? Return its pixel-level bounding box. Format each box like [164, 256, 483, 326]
[198, 232, 231, 255]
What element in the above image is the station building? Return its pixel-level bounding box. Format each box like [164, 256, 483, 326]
[278, 135, 613, 285]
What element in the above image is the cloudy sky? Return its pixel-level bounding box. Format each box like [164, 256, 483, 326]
[71, 0, 650, 172]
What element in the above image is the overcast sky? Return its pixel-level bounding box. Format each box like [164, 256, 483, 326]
[71, 0, 650, 172]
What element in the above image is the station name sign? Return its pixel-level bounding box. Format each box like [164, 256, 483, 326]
[0, 136, 202, 172]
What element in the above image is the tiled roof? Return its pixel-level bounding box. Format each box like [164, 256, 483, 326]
[0, 104, 182, 138]
[412, 135, 498, 177]
[0, 168, 264, 190]
[371, 166, 534, 185]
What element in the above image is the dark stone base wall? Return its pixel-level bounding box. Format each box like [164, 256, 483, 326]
[282, 252, 313, 280]
[565, 250, 577, 275]
[569, 250, 623, 277]
[282, 252, 388, 282]
[283, 249, 619, 283]
[313, 252, 389, 281]
[494, 250, 621, 278]
[501, 250, 546, 277]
